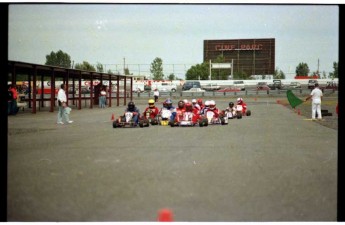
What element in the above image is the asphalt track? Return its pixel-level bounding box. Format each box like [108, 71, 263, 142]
[7, 97, 337, 222]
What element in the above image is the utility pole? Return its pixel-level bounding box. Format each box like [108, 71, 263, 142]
[123, 58, 125, 75]
[209, 59, 212, 80]
[317, 58, 320, 76]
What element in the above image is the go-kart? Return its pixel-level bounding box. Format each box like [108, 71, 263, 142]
[113, 112, 147, 128]
[223, 109, 237, 119]
[204, 110, 228, 125]
[235, 105, 251, 119]
[159, 108, 173, 126]
[139, 111, 159, 126]
[170, 112, 208, 127]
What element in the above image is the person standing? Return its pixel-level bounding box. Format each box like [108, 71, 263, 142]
[9, 84, 18, 115]
[57, 83, 73, 124]
[99, 86, 107, 108]
[153, 88, 159, 103]
[305, 82, 323, 120]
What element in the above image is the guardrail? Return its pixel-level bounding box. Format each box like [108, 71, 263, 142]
[131, 89, 337, 98]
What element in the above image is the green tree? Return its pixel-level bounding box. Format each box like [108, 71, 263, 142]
[233, 71, 248, 80]
[168, 73, 175, 81]
[45, 50, 72, 68]
[273, 68, 286, 79]
[185, 62, 209, 80]
[107, 69, 114, 75]
[150, 57, 164, 80]
[295, 62, 310, 76]
[96, 62, 104, 73]
[329, 62, 338, 78]
[74, 61, 96, 71]
[124, 68, 131, 75]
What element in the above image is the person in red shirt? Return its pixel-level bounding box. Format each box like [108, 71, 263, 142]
[236, 97, 247, 114]
[184, 102, 201, 123]
[143, 99, 160, 121]
[175, 100, 186, 122]
[9, 84, 18, 115]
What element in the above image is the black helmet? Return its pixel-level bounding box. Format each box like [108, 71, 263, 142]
[128, 101, 135, 110]
[178, 100, 185, 109]
[229, 102, 234, 107]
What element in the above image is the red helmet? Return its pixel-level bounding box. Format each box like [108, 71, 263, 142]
[185, 102, 193, 111]
[197, 98, 203, 105]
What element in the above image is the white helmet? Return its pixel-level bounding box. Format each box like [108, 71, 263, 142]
[204, 100, 210, 107]
[209, 100, 216, 109]
[183, 99, 189, 103]
[237, 98, 243, 104]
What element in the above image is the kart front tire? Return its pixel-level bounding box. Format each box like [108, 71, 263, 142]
[246, 110, 251, 116]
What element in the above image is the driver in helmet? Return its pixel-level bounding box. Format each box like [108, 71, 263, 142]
[236, 97, 247, 114]
[185, 102, 200, 123]
[204, 100, 220, 117]
[160, 98, 177, 122]
[200, 100, 210, 115]
[176, 100, 186, 119]
[143, 99, 159, 120]
[225, 101, 237, 119]
[123, 101, 140, 124]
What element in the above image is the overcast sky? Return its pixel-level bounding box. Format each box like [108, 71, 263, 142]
[8, 4, 339, 79]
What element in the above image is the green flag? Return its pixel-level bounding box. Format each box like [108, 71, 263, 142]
[286, 90, 304, 108]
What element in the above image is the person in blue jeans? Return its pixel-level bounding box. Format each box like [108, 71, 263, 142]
[57, 83, 73, 125]
[99, 86, 107, 108]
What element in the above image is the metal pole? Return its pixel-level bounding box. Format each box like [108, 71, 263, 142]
[231, 59, 234, 80]
[209, 59, 211, 80]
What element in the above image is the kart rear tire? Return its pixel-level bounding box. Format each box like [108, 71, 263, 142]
[139, 122, 144, 128]
[237, 112, 242, 119]
[246, 110, 251, 116]
[113, 121, 118, 128]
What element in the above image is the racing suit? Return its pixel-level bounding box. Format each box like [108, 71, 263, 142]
[236, 102, 247, 114]
[204, 107, 221, 118]
[225, 106, 237, 118]
[175, 106, 186, 122]
[160, 105, 177, 122]
[125, 107, 140, 124]
[143, 106, 160, 119]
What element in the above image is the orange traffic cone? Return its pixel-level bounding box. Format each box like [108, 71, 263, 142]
[298, 109, 301, 115]
[158, 208, 173, 222]
[111, 113, 115, 121]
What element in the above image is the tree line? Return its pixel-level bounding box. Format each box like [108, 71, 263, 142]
[44, 50, 338, 81]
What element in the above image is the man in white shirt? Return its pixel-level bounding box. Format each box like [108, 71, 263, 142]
[57, 83, 73, 124]
[153, 89, 159, 103]
[305, 83, 323, 120]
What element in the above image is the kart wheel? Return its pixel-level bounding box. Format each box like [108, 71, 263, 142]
[246, 110, 251, 116]
[170, 122, 175, 127]
[220, 118, 227, 125]
[203, 119, 208, 127]
[237, 112, 242, 119]
[113, 121, 118, 128]
[139, 122, 144, 128]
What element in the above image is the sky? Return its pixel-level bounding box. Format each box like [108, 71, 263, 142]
[8, 4, 339, 79]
